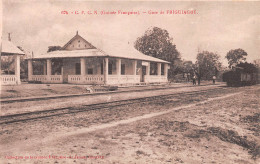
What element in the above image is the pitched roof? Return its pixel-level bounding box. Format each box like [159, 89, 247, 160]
[61, 33, 95, 50]
[1, 40, 25, 55]
[33, 33, 170, 63]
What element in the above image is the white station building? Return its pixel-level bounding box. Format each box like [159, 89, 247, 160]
[28, 32, 170, 85]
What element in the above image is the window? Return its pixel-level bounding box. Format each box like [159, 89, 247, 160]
[108, 63, 113, 75]
[100, 63, 103, 75]
[150, 63, 157, 75]
[88, 68, 93, 74]
[121, 64, 125, 75]
[161, 64, 165, 75]
[75, 63, 81, 75]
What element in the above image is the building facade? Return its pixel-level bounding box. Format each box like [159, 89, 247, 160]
[28, 32, 170, 85]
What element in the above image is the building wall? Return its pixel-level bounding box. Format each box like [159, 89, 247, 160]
[121, 59, 133, 75]
[85, 58, 103, 75]
[60, 57, 165, 84]
[62, 58, 80, 82]
[109, 58, 117, 75]
[109, 58, 141, 75]
[62, 57, 104, 82]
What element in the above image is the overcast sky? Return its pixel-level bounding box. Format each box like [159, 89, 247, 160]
[2, 0, 260, 66]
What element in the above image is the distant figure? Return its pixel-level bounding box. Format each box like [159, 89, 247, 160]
[213, 75, 216, 84]
[192, 75, 197, 85]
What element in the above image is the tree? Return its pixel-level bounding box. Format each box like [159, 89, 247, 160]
[182, 60, 194, 73]
[195, 51, 222, 82]
[252, 59, 260, 67]
[236, 62, 257, 73]
[47, 46, 61, 52]
[1, 56, 15, 74]
[134, 27, 180, 78]
[226, 48, 247, 68]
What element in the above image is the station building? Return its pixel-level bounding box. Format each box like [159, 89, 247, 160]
[28, 32, 170, 85]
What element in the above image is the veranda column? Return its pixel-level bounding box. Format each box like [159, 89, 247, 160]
[145, 62, 150, 83]
[133, 60, 137, 83]
[104, 58, 109, 85]
[146, 62, 150, 75]
[164, 63, 168, 82]
[28, 59, 33, 81]
[157, 63, 161, 82]
[133, 60, 137, 75]
[157, 63, 161, 76]
[14, 55, 21, 84]
[47, 59, 52, 82]
[116, 58, 121, 83]
[80, 58, 86, 83]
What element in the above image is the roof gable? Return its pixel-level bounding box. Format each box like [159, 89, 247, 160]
[1, 40, 25, 56]
[61, 33, 95, 51]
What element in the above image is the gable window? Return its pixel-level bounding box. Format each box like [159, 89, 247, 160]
[75, 63, 81, 75]
[108, 63, 113, 75]
[88, 68, 93, 75]
[121, 64, 125, 75]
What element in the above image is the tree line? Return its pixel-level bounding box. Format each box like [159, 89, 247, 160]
[134, 26, 256, 82]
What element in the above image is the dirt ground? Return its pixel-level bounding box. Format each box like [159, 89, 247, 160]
[0, 85, 259, 164]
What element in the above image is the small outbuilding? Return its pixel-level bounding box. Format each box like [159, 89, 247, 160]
[1, 37, 25, 85]
[28, 32, 170, 85]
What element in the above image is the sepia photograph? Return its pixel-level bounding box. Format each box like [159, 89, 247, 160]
[0, 0, 259, 163]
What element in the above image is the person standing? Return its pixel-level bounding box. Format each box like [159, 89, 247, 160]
[213, 75, 216, 84]
[192, 75, 196, 85]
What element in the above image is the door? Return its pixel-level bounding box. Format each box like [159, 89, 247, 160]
[141, 66, 146, 82]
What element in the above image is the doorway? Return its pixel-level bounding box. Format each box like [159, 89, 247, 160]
[141, 66, 146, 82]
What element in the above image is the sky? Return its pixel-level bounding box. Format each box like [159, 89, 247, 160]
[2, 0, 260, 66]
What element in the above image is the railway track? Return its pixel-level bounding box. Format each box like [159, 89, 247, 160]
[0, 83, 222, 104]
[0, 87, 228, 125]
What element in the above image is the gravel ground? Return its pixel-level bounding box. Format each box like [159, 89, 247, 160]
[0, 85, 259, 164]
